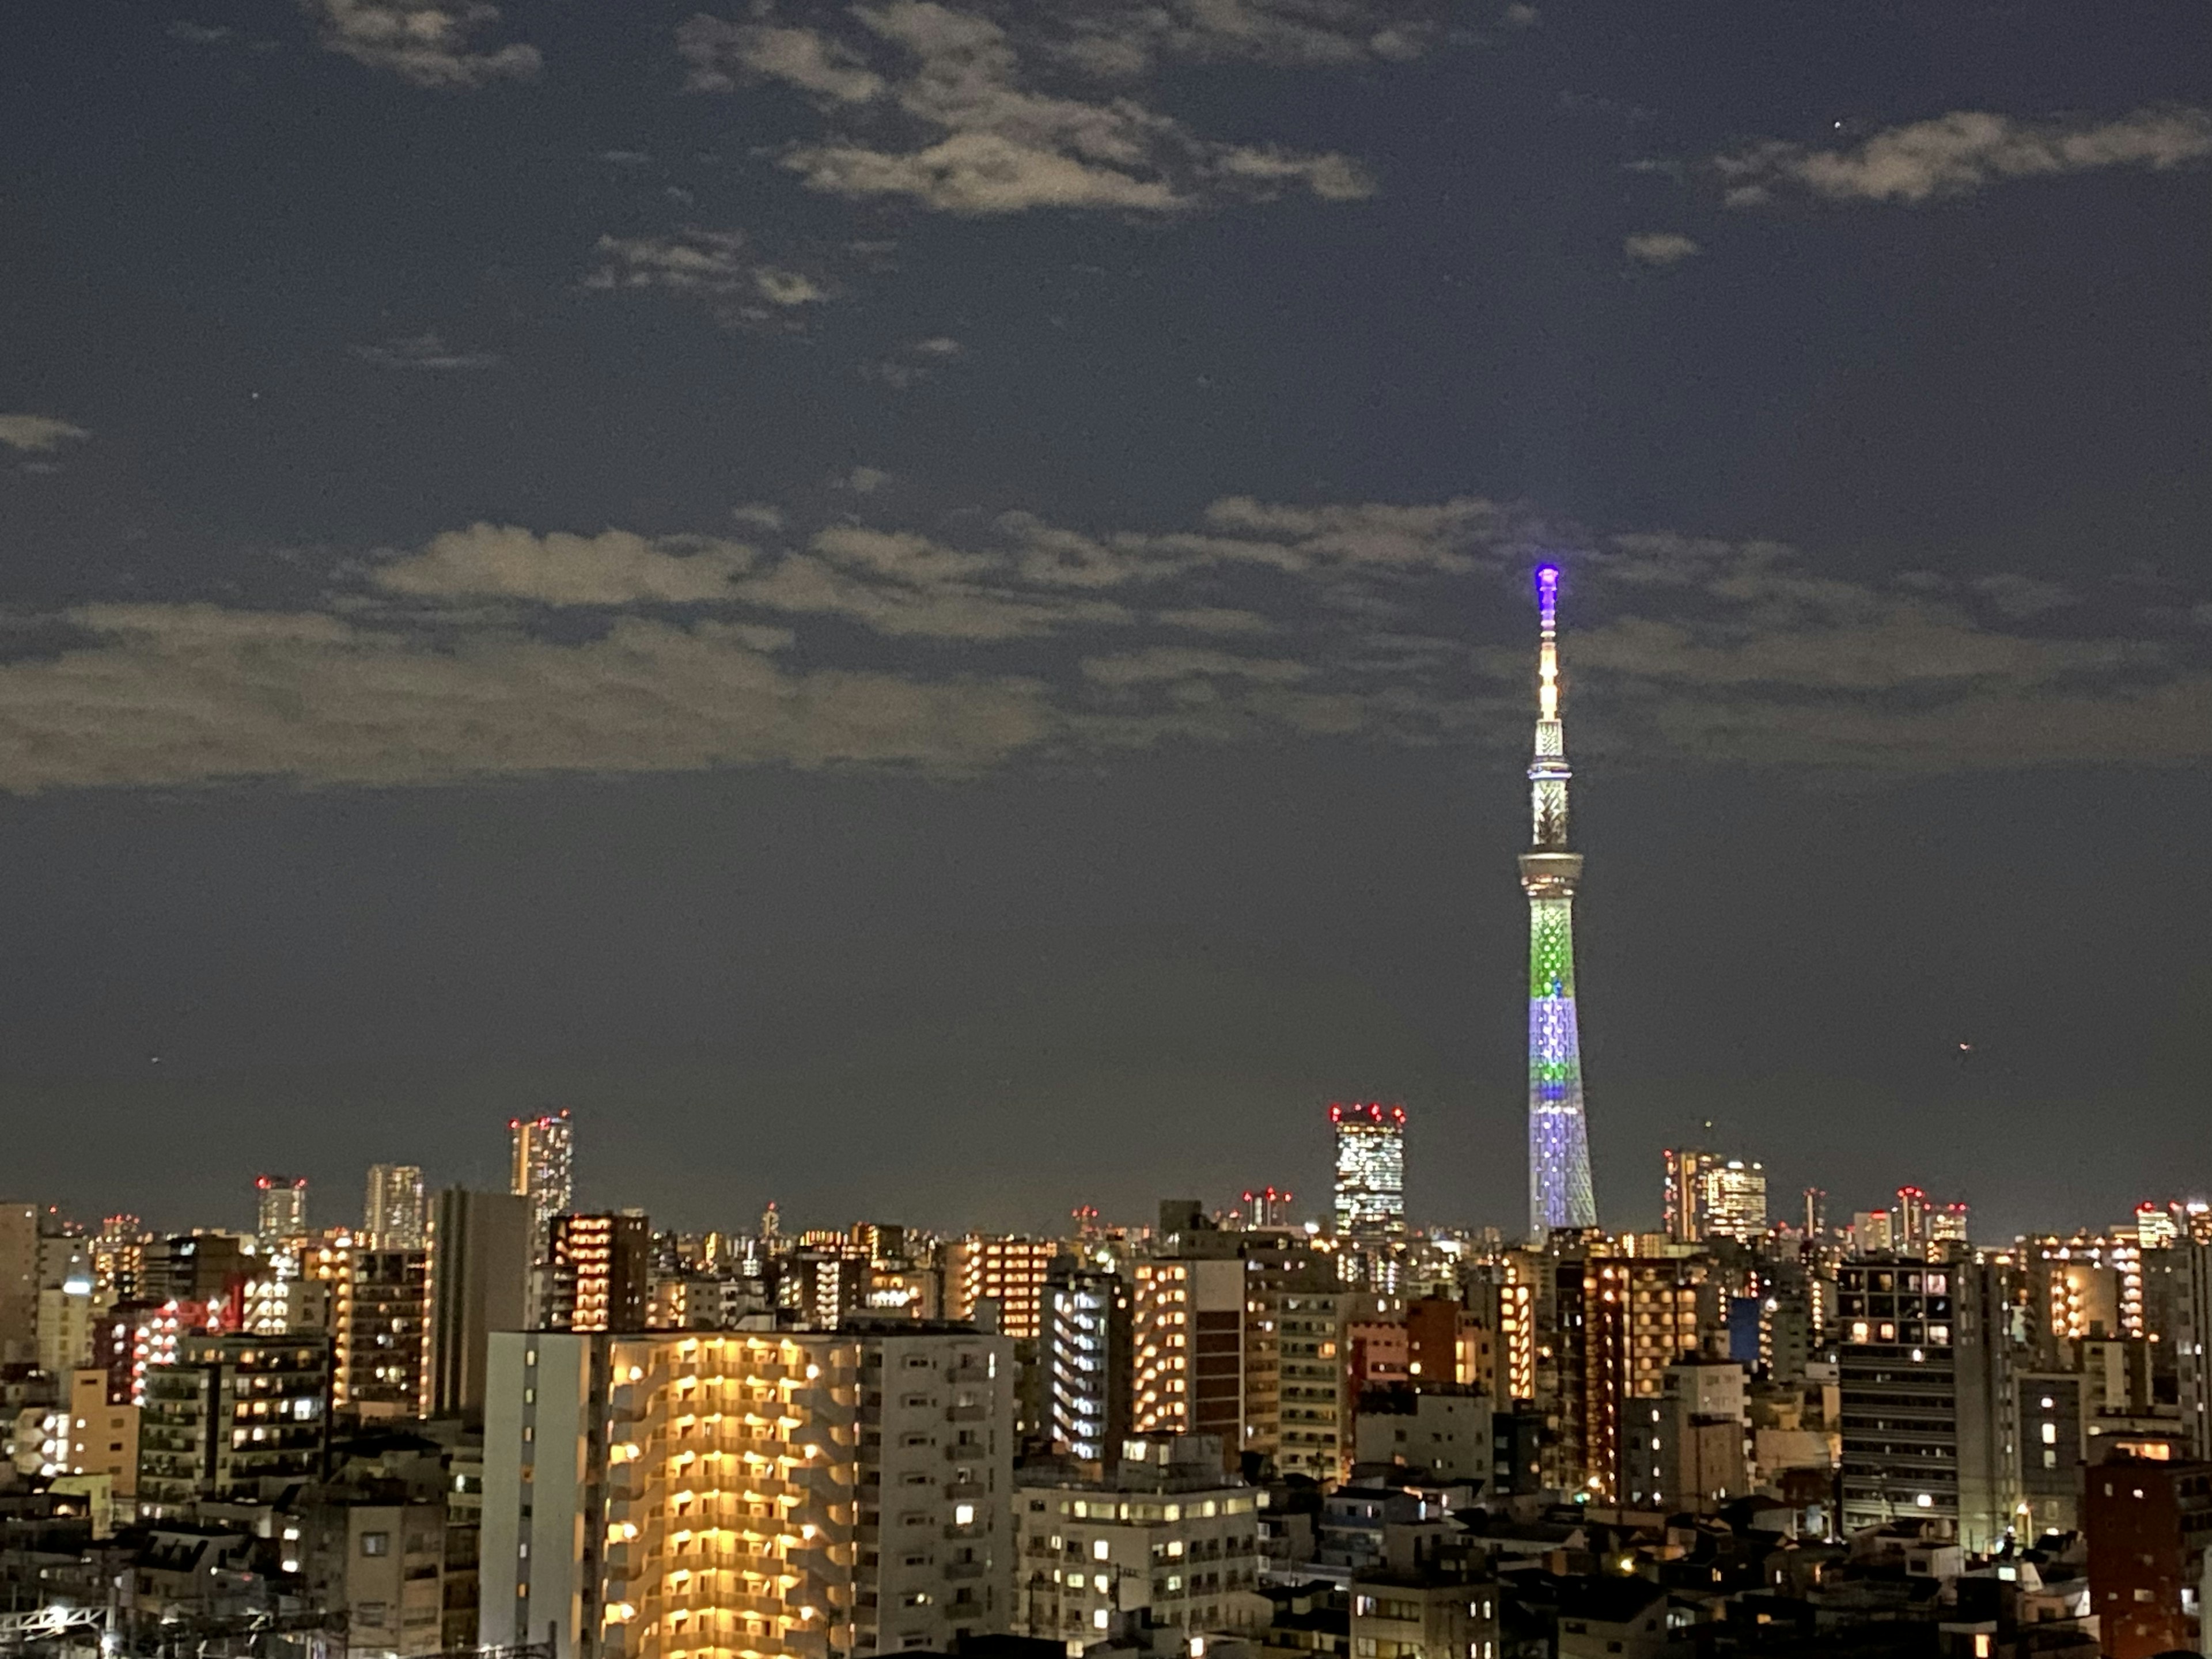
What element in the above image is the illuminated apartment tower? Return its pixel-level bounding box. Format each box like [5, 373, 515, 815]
[508, 1111, 574, 1259]
[1662, 1150, 1716, 1244]
[255, 1176, 308, 1245]
[361, 1164, 427, 1249]
[1522, 565, 1598, 1233]
[1331, 1103, 1407, 1239]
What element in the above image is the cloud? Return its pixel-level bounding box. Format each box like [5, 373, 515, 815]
[0, 606, 1052, 792]
[168, 21, 237, 43]
[351, 331, 503, 370]
[1972, 573, 2076, 619]
[1716, 107, 2212, 206]
[302, 0, 540, 86]
[680, 2, 1376, 214]
[1623, 231, 1699, 266]
[676, 15, 886, 101]
[3, 492, 2206, 797]
[0, 415, 90, 453]
[862, 335, 965, 387]
[838, 465, 895, 494]
[584, 229, 837, 329]
[372, 525, 757, 607]
[1081, 646, 1310, 685]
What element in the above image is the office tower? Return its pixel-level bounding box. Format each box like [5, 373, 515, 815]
[1836, 1255, 2021, 1550]
[1045, 1257, 1133, 1460]
[1331, 1102, 1407, 1239]
[482, 1324, 1015, 1659]
[2087, 1450, 2212, 1659]
[547, 1213, 652, 1333]
[1853, 1210, 1895, 1253]
[423, 1187, 531, 1422]
[1930, 1202, 1971, 1247]
[255, 1175, 309, 1244]
[137, 1331, 332, 1515]
[1661, 1149, 1715, 1243]
[1013, 1436, 1265, 1642]
[507, 1110, 574, 1259]
[1700, 1160, 1768, 1242]
[1521, 564, 1598, 1233]
[363, 1165, 429, 1250]
[945, 1234, 1062, 1339]
[1405, 1296, 1462, 1385]
[335, 1248, 430, 1418]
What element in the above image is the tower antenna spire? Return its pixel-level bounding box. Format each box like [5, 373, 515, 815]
[1522, 562, 1598, 1233]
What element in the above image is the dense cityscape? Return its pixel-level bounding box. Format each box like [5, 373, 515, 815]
[1, 582, 2205, 1659]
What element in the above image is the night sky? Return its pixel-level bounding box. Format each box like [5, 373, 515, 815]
[2, 0, 2208, 1241]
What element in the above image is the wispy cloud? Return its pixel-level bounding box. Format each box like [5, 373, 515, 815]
[351, 331, 503, 370]
[862, 335, 965, 388]
[677, 2, 1376, 215]
[0, 415, 91, 453]
[302, 0, 541, 88]
[584, 229, 837, 330]
[0, 489, 2202, 794]
[1716, 107, 2212, 206]
[1623, 231, 1699, 266]
[372, 525, 758, 606]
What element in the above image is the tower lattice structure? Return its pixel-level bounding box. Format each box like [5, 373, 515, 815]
[1522, 565, 1598, 1233]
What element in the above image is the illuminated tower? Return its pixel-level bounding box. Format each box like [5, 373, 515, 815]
[507, 1111, 574, 1262]
[1331, 1101, 1407, 1238]
[1523, 564, 1598, 1233]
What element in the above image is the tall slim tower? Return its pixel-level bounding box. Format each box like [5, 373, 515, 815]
[1522, 564, 1598, 1233]
[508, 1111, 574, 1262]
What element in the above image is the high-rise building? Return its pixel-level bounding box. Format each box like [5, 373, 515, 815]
[362, 1165, 429, 1250]
[1700, 1161, 1768, 1242]
[0, 1205, 40, 1368]
[91, 1214, 145, 1305]
[255, 1175, 309, 1244]
[1895, 1185, 1930, 1248]
[423, 1187, 532, 1423]
[2086, 1450, 2212, 1659]
[482, 1323, 1015, 1659]
[335, 1248, 430, 1418]
[507, 1111, 574, 1259]
[546, 1213, 651, 1334]
[1801, 1188, 1827, 1239]
[1521, 564, 1598, 1233]
[1240, 1187, 1295, 1229]
[1836, 1255, 2021, 1550]
[1331, 1103, 1407, 1240]
[137, 1331, 332, 1516]
[1045, 1258, 1133, 1461]
[945, 1234, 1061, 1340]
[1661, 1149, 1715, 1244]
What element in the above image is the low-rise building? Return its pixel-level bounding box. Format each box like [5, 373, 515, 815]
[1014, 1435, 1266, 1645]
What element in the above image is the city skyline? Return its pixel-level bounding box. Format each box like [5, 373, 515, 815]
[0, 0, 2207, 1239]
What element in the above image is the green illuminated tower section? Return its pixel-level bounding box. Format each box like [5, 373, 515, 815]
[1523, 565, 1598, 1233]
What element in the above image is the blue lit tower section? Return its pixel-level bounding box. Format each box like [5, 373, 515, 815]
[1523, 565, 1599, 1233]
